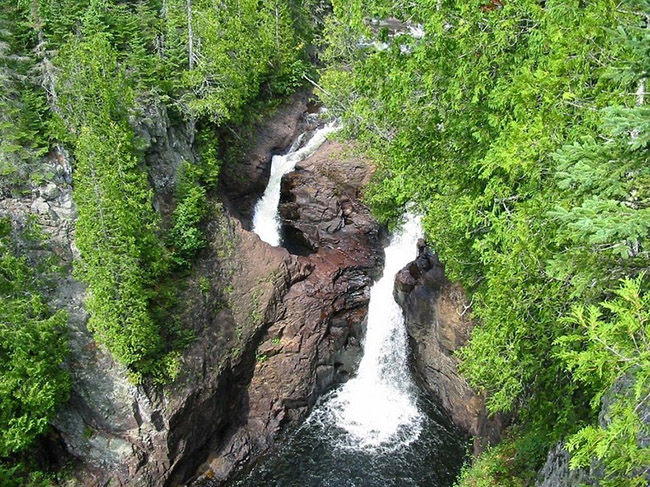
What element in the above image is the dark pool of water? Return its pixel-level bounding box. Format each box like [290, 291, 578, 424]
[225, 392, 469, 487]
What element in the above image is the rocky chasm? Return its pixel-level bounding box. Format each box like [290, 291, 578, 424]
[2, 93, 513, 486]
[6, 93, 391, 486]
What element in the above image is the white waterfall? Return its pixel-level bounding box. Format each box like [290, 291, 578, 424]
[228, 211, 469, 485]
[317, 213, 425, 450]
[252, 114, 425, 449]
[252, 122, 338, 246]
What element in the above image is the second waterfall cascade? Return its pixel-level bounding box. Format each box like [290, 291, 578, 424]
[238, 114, 466, 485]
[228, 211, 465, 487]
[314, 213, 425, 449]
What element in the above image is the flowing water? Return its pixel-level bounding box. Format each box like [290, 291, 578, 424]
[317, 214, 425, 450]
[234, 213, 468, 486]
[252, 121, 339, 246]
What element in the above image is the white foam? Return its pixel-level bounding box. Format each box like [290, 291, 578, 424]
[252, 122, 338, 246]
[317, 214, 425, 450]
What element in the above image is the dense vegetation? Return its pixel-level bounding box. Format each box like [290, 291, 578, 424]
[3, 0, 313, 371]
[0, 0, 314, 478]
[49, 0, 313, 381]
[319, 0, 649, 484]
[0, 218, 69, 484]
[2, 0, 648, 484]
[0, 218, 68, 455]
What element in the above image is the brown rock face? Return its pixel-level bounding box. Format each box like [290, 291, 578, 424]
[394, 243, 504, 453]
[201, 136, 385, 484]
[38, 93, 384, 487]
[219, 91, 313, 227]
[278, 139, 375, 254]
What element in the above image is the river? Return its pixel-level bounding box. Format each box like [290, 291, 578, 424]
[238, 124, 468, 487]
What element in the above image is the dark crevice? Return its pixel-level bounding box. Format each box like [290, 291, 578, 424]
[280, 225, 317, 256]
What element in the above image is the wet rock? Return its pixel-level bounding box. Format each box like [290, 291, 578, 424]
[394, 246, 505, 453]
[199, 135, 384, 485]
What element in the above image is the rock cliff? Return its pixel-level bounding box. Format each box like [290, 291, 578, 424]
[199, 136, 384, 484]
[1, 93, 383, 486]
[535, 371, 650, 487]
[394, 243, 504, 453]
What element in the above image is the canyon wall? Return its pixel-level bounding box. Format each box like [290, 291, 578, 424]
[394, 243, 505, 453]
[1, 93, 384, 487]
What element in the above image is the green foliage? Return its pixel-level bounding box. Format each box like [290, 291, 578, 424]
[195, 130, 222, 188]
[161, 0, 309, 121]
[320, 0, 650, 482]
[0, 462, 56, 487]
[0, 453, 71, 487]
[557, 277, 650, 485]
[455, 444, 523, 487]
[71, 123, 169, 381]
[198, 276, 210, 296]
[455, 430, 550, 487]
[169, 162, 208, 268]
[548, 13, 650, 293]
[256, 352, 268, 364]
[33, 0, 310, 381]
[168, 128, 226, 268]
[56, 33, 171, 382]
[0, 0, 51, 194]
[0, 220, 69, 458]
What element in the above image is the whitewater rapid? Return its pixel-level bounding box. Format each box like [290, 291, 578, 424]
[227, 212, 468, 487]
[252, 122, 338, 246]
[251, 115, 425, 448]
[313, 213, 425, 450]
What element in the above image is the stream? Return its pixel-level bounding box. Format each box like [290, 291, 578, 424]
[252, 119, 339, 246]
[236, 124, 468, 486]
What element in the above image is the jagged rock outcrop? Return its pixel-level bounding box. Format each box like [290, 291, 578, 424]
[1, 93, 382, 487]
[134, 99, 197, 216]
[219, 91, 314, 227]
[394, 243, 504, 452]
[535, 444, 592, 487]
[536, 371, 650, 487]
[199, 137, 384, 484]
[278, 139, 375, 254]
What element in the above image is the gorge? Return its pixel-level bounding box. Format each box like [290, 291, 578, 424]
[225, 211, 467, 487]
[1, 1, 649, 487]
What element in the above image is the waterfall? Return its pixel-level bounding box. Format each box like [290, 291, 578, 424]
[226, 211, 468, 487]
[252, 122, 338, 246]
[315, 213, 425, 450]
[252, 117, 426, 450]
